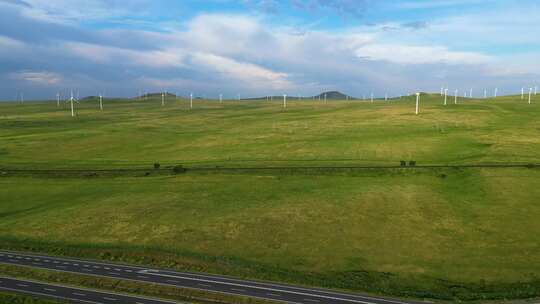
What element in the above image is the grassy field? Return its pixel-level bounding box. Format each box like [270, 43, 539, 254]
[1, 94, 539, 301]
[0, 94, 538, 168]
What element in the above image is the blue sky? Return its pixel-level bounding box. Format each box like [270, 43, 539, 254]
[0, 0, 539, 100]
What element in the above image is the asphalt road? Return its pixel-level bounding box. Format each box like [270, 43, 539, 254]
[0, 250, 417, 304]
[0, 276, 179, 304]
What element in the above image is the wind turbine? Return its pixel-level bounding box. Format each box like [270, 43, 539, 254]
[385, 93, 388, 102]
[534, 85, 537, 95]
[219, 94, 223, 103]
[529, 88, 533, 104]
[56, 92, 60, 107]
[370, 92, 374, 103]
[99, 93, 103, 110]
[68, 89, 78, 117]
[324, 93, 327, 104]
[521, 87, 525, 100]
[494, 88, 498, 98]
[415, 93, 420, 115]
[161, 91, 165, 106]
[484, 89, 487, 99]
[454, 89, 458, 104]
[283, 94, 287, 108]
[470, 88, 473, 98]
[444, 88, 448, 105]
[440, 87, 444, 96]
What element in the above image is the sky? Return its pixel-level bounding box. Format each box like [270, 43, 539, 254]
[0, 0, 539, 100]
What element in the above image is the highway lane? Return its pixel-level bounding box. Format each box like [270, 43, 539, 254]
[0, 276, 179, 304]
[0, 250, 417, 304]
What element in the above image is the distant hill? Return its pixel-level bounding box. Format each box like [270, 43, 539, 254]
[141, 92, 177, 98]
[247, 91, 353, 101]
[314, 91, 351, 99]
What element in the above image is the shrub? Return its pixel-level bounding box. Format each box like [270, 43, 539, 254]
[400, 161, 407, 167]
[153, 163, 161, 169]
[173, 165, 186, 174]
[409, 161, 416, 167]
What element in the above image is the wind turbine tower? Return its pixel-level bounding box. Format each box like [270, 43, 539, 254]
[444, 88, 448, 105]
[99, 94, 103, 110]
[69, 90, 76, 117]
[529, 88, 533, 104]
[455, 89, 458, 104]
[283, 94, 287, 108]
[415, 93, 420, 115]
[494, 88, 498, 98]
[190, 93, 193, 109]
[219, 94, 223, 103]
[161, 92, 165, 106]
[56, 92, 60, 107]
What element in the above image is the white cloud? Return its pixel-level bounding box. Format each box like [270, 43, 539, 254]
[9, 70, 63, 85]
[191, 52, 291, 90]
[10, 0, 153, 24]
[65, 42, 187, 68]
[356, 44, 492, 65]
[0, 35, 25, 48]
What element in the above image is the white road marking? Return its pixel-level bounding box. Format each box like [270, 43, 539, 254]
[197, 283, 212, 287]
[44, 288, 57, 292]
[73, 292, 87, 296]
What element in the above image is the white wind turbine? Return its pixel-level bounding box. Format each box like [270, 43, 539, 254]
[283, 94, 287, 108]
[529, 87, 533, 104]
[190, 93, 193, 109]
[454, 89, 458, 104]
[521, 87, 525, 100]
[161, 91, 165, 106]
[444, 88, 448, 105]
[99, 93, 103, 110]
[68, 89, 78, 117]
[415, 93, 420, 115]
[56, 92, 60, 107]
[219, 94, 223, 103]
[494, 88, 498, 98]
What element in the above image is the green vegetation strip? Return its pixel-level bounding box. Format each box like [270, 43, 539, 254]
[0, 292, 65, 304]
[0, 264, 274, 304]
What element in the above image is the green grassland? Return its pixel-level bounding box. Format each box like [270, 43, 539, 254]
[1, 94, 539, 301]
